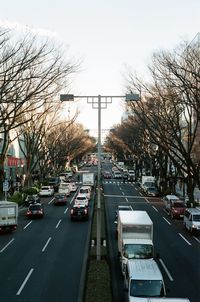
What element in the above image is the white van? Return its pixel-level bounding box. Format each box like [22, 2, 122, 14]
[124, 259, 166, 301]
[58, 182, 70, 196]
[183, 207, 200, 234]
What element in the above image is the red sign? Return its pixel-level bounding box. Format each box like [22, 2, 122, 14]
[7, 157, 25, 167]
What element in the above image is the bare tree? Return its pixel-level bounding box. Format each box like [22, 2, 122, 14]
[0, 28, 79, 183]
[125, 38, 200, 202]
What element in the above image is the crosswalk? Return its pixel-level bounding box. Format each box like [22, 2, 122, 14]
[102, 180, 135, 184]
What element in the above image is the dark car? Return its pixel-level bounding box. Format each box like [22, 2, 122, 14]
[70, 204, 89, 221]
[53, 193, 67, 205]
[145, 186, 159, 197]
[26, 203, 44, 218]
[48, 177, 60, 192]
[24, 194, 41, 206]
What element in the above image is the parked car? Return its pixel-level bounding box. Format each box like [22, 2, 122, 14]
[26, 203, 44, 218]
[48, 177, 60, 192]
[70, 204, 89, 221]
[53, 193, 67, 205]
[184, 207, 200, 234]
[39, 186, 54, 197]
[24, 194, 41, 206]
[163, 194, 185, 219]
[74, 193, 89, 207]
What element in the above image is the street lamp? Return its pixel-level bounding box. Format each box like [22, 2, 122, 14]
[60, 92, 139, 260]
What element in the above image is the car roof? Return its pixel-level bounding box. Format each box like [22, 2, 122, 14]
[127, 259, 163, 280]
[185, 208, 200, 214]
[165, 195, 179, 200]
[117, 205, 133, 211]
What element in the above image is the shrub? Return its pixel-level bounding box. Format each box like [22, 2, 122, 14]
[22, 187, 39, 195]
[10, 192, 24, 205]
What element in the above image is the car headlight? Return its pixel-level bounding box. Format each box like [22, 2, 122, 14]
[192, 224, 197, 229]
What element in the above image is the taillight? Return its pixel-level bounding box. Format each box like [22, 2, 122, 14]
[70, 209, 73, 214]
[27, 211, 31, 215]
[84, 209, 87, 214]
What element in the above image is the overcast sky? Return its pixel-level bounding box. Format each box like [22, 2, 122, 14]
[0, 0, 199, 135]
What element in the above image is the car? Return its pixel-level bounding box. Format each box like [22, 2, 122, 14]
[113, 171, 122, 179]
[102, 171, 112, 179]
[79, 186, 91, 200]
[58, 182, 71, 196]
[74, 193, 89, 207]
[48, 177, 60, 192]
[53, 193, 67, 205]
[24, 194, 41, 206]
[39, 186, 54, 197]
[26, 203, 44, 218]
[70, 204, 89, 221]
[184, 207, 200, 234]
[128, 170, 136, 181]
[115, 204, 133, 223]
[145, 186, 159, 197]
[70, 182, 77, 192]
[163, 194, 186, 219]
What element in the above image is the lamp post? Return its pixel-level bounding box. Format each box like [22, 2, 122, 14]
[60, 93, 139, 260]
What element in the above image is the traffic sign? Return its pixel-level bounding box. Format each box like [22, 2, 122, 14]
[3, 181, 9, 192]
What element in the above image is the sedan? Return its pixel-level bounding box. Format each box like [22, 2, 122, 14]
[70, 204, 89, 221]
[74, 193, 89, 207]
[39, 186, 54, 197]
[53, 193, 67, 205]
[26, 203, 44, 218]
[24, 194, 41, 206]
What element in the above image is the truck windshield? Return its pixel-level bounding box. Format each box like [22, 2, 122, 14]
[124, 244, 153, 259]
[193, 215, 200, 221]
[130, 279, 165, 297]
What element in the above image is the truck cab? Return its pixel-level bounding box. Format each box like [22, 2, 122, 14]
[124, 259, 166, 301]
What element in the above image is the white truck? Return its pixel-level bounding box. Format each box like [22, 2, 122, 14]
[141, 176, 156, 192]
[117, 210, 154, 274]
[82, 172, 95, 187]
[0, 200, 18, 231]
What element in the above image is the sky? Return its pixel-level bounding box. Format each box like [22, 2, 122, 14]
[0, 0, 199, 138]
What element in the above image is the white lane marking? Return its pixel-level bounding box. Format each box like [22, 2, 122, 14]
[56, 219, 62, 229]
[145, 198, 150, 203]
[64, 207, 69, 214]
[193, 236, 200, 243]
[119, 187, 122, 190]
[23, 221, 32, 230]
[152, 206, 158, 212]
[16, 268, 34, 295]
[163, 217, 171, 225]
[48, 197, 54, 205]
[179, 233, 192, 246]
[159, 258, 174, 281]
[42, 237, 51, 252]
[125, 198, 129, 202]
[0, 238, 15, 253]
[122, 192, 125, 195]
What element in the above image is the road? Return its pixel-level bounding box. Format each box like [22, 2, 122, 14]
[0, 185, 92, 302]
[102, 162, 200, 302]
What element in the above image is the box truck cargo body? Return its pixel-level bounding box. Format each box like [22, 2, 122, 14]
[0, 200, 18, 231]
[117, 211, 153, 273]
